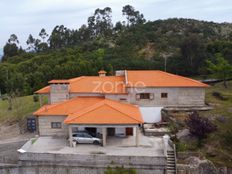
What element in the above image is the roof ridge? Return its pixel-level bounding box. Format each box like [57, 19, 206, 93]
[104, 100, 142, 123]
[157, 71, 208, 86]
[34, 97, 86, 115]
[69, 76, 85, 83]
[65, 99, 142, 123]
[65, 100, 105, 122]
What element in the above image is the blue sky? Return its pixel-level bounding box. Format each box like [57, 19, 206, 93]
[0, 0, 232, 49]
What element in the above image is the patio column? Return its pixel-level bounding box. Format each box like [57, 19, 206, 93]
[134, 126, 139, 147]
[39, 95, 42, 107]
[102, 127, 106, 147]
[68, 125, 73, 147]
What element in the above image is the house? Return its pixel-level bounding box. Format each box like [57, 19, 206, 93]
[34, 70, 208, 146]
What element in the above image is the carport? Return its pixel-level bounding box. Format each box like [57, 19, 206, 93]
[64, 98, 143, 147]
[68, 124, 140, 147]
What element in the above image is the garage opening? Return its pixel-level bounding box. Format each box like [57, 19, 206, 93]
[85, 127, 97, 137]
[107, 128, 115, 136]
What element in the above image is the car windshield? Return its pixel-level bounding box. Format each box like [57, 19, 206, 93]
[83, 133, 92, 138]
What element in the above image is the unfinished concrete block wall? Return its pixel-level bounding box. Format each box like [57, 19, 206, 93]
[16, 152, 166, 174]
[38, 116, 68, 136]
[50, 84, 69, 104]
[127, 87, 205, 107]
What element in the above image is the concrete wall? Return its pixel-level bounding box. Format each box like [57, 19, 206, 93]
[127, 87, 205, 107]
[38, 116, 68, 137]
[50, 84, 69, 104]
[0, 141, 27, 164]
[15, 152, 166, 174]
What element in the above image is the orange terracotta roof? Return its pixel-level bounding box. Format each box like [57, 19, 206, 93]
[34, 97, 143, 125]
[35, 86, 50, 94]
[35, 76, 126, 94]
[126, 70, 209, 87]
[49, 79, 70, 84]
[64, 98, 143, 124]
[69, 76, 126, 94]
[33, 97, 104, 116]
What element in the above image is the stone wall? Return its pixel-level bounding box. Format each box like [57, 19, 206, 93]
[38, 116, 68, 136]
[127, 87, 205, 107]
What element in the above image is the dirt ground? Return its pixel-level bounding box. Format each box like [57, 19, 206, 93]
[0, 122, 35, 164]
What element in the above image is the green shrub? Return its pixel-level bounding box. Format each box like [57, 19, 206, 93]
[104, 166, 136, 174]
[33, 95, 39, 102]
[223, 129, 232, 146]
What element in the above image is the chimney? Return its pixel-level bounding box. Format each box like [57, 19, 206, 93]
[98, 70, 106, 77]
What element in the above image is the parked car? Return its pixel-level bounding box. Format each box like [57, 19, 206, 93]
[72, 132, 102, 145]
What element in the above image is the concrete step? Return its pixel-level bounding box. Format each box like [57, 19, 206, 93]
[167, 162, 175, 164]
[167, 160, 175, 163]
[167, 158, 175, 161]
[167, 153, 174, 155]
[167, 172, 175, 174]
[167, 165, 175, 167]
[167, 150, 174, 153]
[167, 157, 175, 160]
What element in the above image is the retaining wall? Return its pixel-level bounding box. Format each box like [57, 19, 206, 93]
[0, 152, 167, 174]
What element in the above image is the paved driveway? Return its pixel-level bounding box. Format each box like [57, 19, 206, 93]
[24, 133, 166, 157]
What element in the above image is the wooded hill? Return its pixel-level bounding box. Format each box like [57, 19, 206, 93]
[1, 5, 232, 95]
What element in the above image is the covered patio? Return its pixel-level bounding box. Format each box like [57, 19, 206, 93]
[68, 125, 140, 147]
[64, 98, 144, 147]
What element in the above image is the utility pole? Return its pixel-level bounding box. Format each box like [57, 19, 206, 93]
[164, 57, 167, 72]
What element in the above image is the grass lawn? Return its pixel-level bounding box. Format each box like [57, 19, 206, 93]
[177, 81, 232, 167]
[202, 80, 232, 167]
[0, 95, 43, 124]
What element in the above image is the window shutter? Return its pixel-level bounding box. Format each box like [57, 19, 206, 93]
[149, 93, 154, 100]
[136, 94, 140, 100]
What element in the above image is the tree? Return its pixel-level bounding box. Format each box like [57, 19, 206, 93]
[206, 53, 232, 88]
[49, 25, 71, 49]
[36, 28, 49, 52]
[186, 112, 217, 145]
[26, 34, 36, 52]
[39, 28, 49, 42]
[122, 5, 146, 26]
[2, 34, 20, 60]
[8, 34, 19, 44]
[87, 7, 113, 38]
[180, 34, 205, 75]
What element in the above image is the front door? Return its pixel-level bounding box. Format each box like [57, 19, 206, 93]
[107, 128, 115, 136]
[126, 127, 133, 136]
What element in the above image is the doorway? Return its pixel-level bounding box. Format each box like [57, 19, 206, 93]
[107, 128, 115, 136]
[126, 127, 133, 136]
[85, 127, 97, 137]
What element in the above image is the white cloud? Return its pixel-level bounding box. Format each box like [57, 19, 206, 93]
[0, 0, 232, 48]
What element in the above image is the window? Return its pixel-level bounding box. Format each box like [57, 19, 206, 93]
[120, 98, 127, 101]
[140, 93, 150, 99]
[136, 93, 154, 100]
[161, 93, 168, 98]
[51, 122, 62, 129]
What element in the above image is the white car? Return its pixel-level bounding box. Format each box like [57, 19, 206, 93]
[72, 132, 102, 145]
